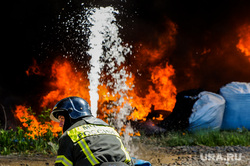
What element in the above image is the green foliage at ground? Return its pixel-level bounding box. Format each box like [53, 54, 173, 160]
[141, 128, 250, 147]
[0, 107, 61, 155]
[0, 128, 60, 155]
[2, 127, 250, 155]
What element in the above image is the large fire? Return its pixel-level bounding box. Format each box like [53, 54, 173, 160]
[14, 55, 177, 137]
[14, 19, 179, 137]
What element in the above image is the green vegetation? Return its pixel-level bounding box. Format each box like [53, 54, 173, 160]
[0, 127, 60, 155]
[141, 128, 250, 147]
[0, 107, 61, 155]
[2, 127, 250, 155]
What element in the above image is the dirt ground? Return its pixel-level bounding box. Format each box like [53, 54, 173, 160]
[132, 143, 250, 166]
[1, 144, 250, 166]
[0, 155, 55, 166]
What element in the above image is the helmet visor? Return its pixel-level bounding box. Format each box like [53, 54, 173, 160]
[50, 110, 66, 122]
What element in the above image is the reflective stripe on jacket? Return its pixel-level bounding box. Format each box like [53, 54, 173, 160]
[55, 116, 133, 166]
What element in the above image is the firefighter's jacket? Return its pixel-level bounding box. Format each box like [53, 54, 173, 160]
[55, 116, 133, 166]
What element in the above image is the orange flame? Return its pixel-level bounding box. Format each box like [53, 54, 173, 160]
[15, 105, 61, 138]
[128, 63, 177, 120]
[125, 21, 178, 120]
[236, 24, 250, 60]
[15, 59, 91, 138]
[41, 60, 90, 108]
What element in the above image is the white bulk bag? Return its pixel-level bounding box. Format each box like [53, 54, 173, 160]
[220, 82, 250, 130]
[189, 91, 225, 131]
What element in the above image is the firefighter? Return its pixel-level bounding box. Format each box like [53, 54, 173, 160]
[50, 96, 133, 166]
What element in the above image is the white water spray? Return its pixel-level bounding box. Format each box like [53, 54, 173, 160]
[57, 4, 137, 154]
[60, 6, 135, 150]
[87, 7, 110, 117]
[87, 7, 132, 119]
[86, 6, 136, 154]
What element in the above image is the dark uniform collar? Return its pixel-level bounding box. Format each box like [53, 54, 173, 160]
[64, 116, 109, 133]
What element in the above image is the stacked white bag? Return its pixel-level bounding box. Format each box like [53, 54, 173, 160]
[220, 82, 250, 130]
[188, 91, 225, 131]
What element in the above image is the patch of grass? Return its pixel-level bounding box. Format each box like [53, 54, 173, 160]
[140, 129, 250, 147]
[0, 127, 61, 155]
[0, 127, 60, 155]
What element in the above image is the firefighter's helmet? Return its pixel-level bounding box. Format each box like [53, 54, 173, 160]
[50, 96, 92, 122]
